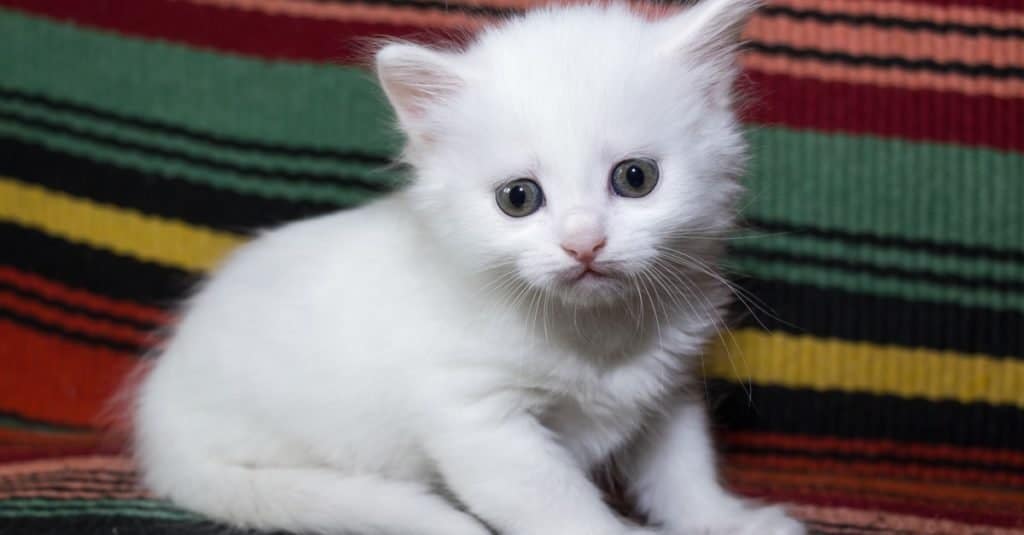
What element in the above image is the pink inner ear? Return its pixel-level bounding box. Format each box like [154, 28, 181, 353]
[376, 44, 463, 131]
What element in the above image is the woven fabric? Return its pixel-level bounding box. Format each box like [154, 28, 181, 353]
[0, 0, 1021, 533]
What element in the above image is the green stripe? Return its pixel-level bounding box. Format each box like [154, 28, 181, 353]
[0, 99, 397, 183]
[727, 255, 1024, 313]
[734, 233, 1024, 284]
[0, 499, 172, 509]
[0, 509, 195, 520]
[0, 412, 92, 433]
[745, 128, 1024, 253]
[0, 9, 398, 155]
[0, 499, 198, 520]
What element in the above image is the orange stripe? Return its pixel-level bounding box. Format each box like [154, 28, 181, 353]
[721, 431, 1024, 468]
[0, 488, 149, 500]
[0, 320, 136, 427]
[727, 453, 1024, 489]
[790, 504, 1024, 535]
[770, 0, 1024, 30]
[729, 467, 1024, 510]
[742, 52, 1024, 98]
[0, 455, 133, 477]
[0, 267, 167, 326]
[0, 291, 149, 347]
[745, 16, 1024, 68]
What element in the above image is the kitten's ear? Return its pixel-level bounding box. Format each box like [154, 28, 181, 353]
[375, 43, 463, 139]
[660, 0, 759, 67]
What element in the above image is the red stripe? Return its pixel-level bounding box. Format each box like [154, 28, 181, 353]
[0, 291, 150, 347]
[727, 452, 1024, 489]
[721, 431, 1024, 468]
[0, 320, 136, 428]
[742, 70, 1024, 153]
[0, 267, 167, 326]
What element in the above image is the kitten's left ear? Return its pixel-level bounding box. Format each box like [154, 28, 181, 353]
[661, 0, 760, 60]
[375, 42, 464, 142]
[659, 0, 760, 97]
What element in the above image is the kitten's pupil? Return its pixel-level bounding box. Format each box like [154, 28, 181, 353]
[626, 166, 645, 189]
[509, 185, 526, 207]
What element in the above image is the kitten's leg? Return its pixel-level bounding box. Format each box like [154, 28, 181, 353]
[427, 410, 656, 535]
[622, 401, 805, 535]
[145, 459, 488, 535]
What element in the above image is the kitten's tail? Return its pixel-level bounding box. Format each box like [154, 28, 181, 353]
[141, 457, 489, 535]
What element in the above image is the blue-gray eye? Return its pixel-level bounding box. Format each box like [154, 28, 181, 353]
[611, 159, 659, 198]
[496, 179, 544, 217]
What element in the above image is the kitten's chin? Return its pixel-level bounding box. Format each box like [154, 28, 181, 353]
[551, 271, 629, 307]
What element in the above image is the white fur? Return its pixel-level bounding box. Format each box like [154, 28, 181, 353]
[134, 2, 805, 534]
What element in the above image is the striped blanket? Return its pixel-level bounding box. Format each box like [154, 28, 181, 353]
[0, 0, 1021, 533]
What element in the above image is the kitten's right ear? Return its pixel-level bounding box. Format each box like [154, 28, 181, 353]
[375, 43, 463, 140]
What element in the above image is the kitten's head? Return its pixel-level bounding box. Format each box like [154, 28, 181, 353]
[376, 0, 756, 307]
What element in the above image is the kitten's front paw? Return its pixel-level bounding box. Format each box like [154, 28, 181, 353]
[674, 505, 805, 535]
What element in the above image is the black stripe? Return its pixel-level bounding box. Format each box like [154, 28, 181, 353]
[802, 521, 905, 535]
[0, 306, 146, 355]
[0, 518, 243, 535]
[747, 42, 1024, 79]
[0, 277, 159, 331]
[733, 278, 1024, 358]
[0, 223, 197, 307]
[4, 473, 137, 487]
[0, 108, 397, 192]
[708, 380, 1024, 450]
[0, 86, 394, 166]
[0, 137, 338, 233]
[1, 471, 138, 486]
[723, 443, 1024, 476]
[745, 217, 1024, 265]
[760, 5, 1024, 39]
[729, 246, 1024, 294]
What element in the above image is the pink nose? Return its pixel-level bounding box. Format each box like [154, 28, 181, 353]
[561, 237, 606, 264]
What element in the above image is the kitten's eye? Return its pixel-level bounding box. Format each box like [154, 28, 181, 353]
[496, 178, 544, 217]
[611, 159, 659, 198]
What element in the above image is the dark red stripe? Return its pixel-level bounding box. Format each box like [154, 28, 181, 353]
[5, 0, 1023, 153]
[0, 0, 445, 64]
[742, 70, 1024, 153]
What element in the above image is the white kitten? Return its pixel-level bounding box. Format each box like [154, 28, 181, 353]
[133, 1, 805, 534]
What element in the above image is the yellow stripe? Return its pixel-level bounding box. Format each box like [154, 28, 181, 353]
[0, 177, 243, 271]
[708, 329, 1024, 408]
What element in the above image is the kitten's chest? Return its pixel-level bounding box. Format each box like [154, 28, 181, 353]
[533, 350, 680, 467]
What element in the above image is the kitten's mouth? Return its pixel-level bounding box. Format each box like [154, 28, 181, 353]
[572, 267, 607, 282]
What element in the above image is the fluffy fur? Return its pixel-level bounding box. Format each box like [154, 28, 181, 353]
[133, 1, 805, 534]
